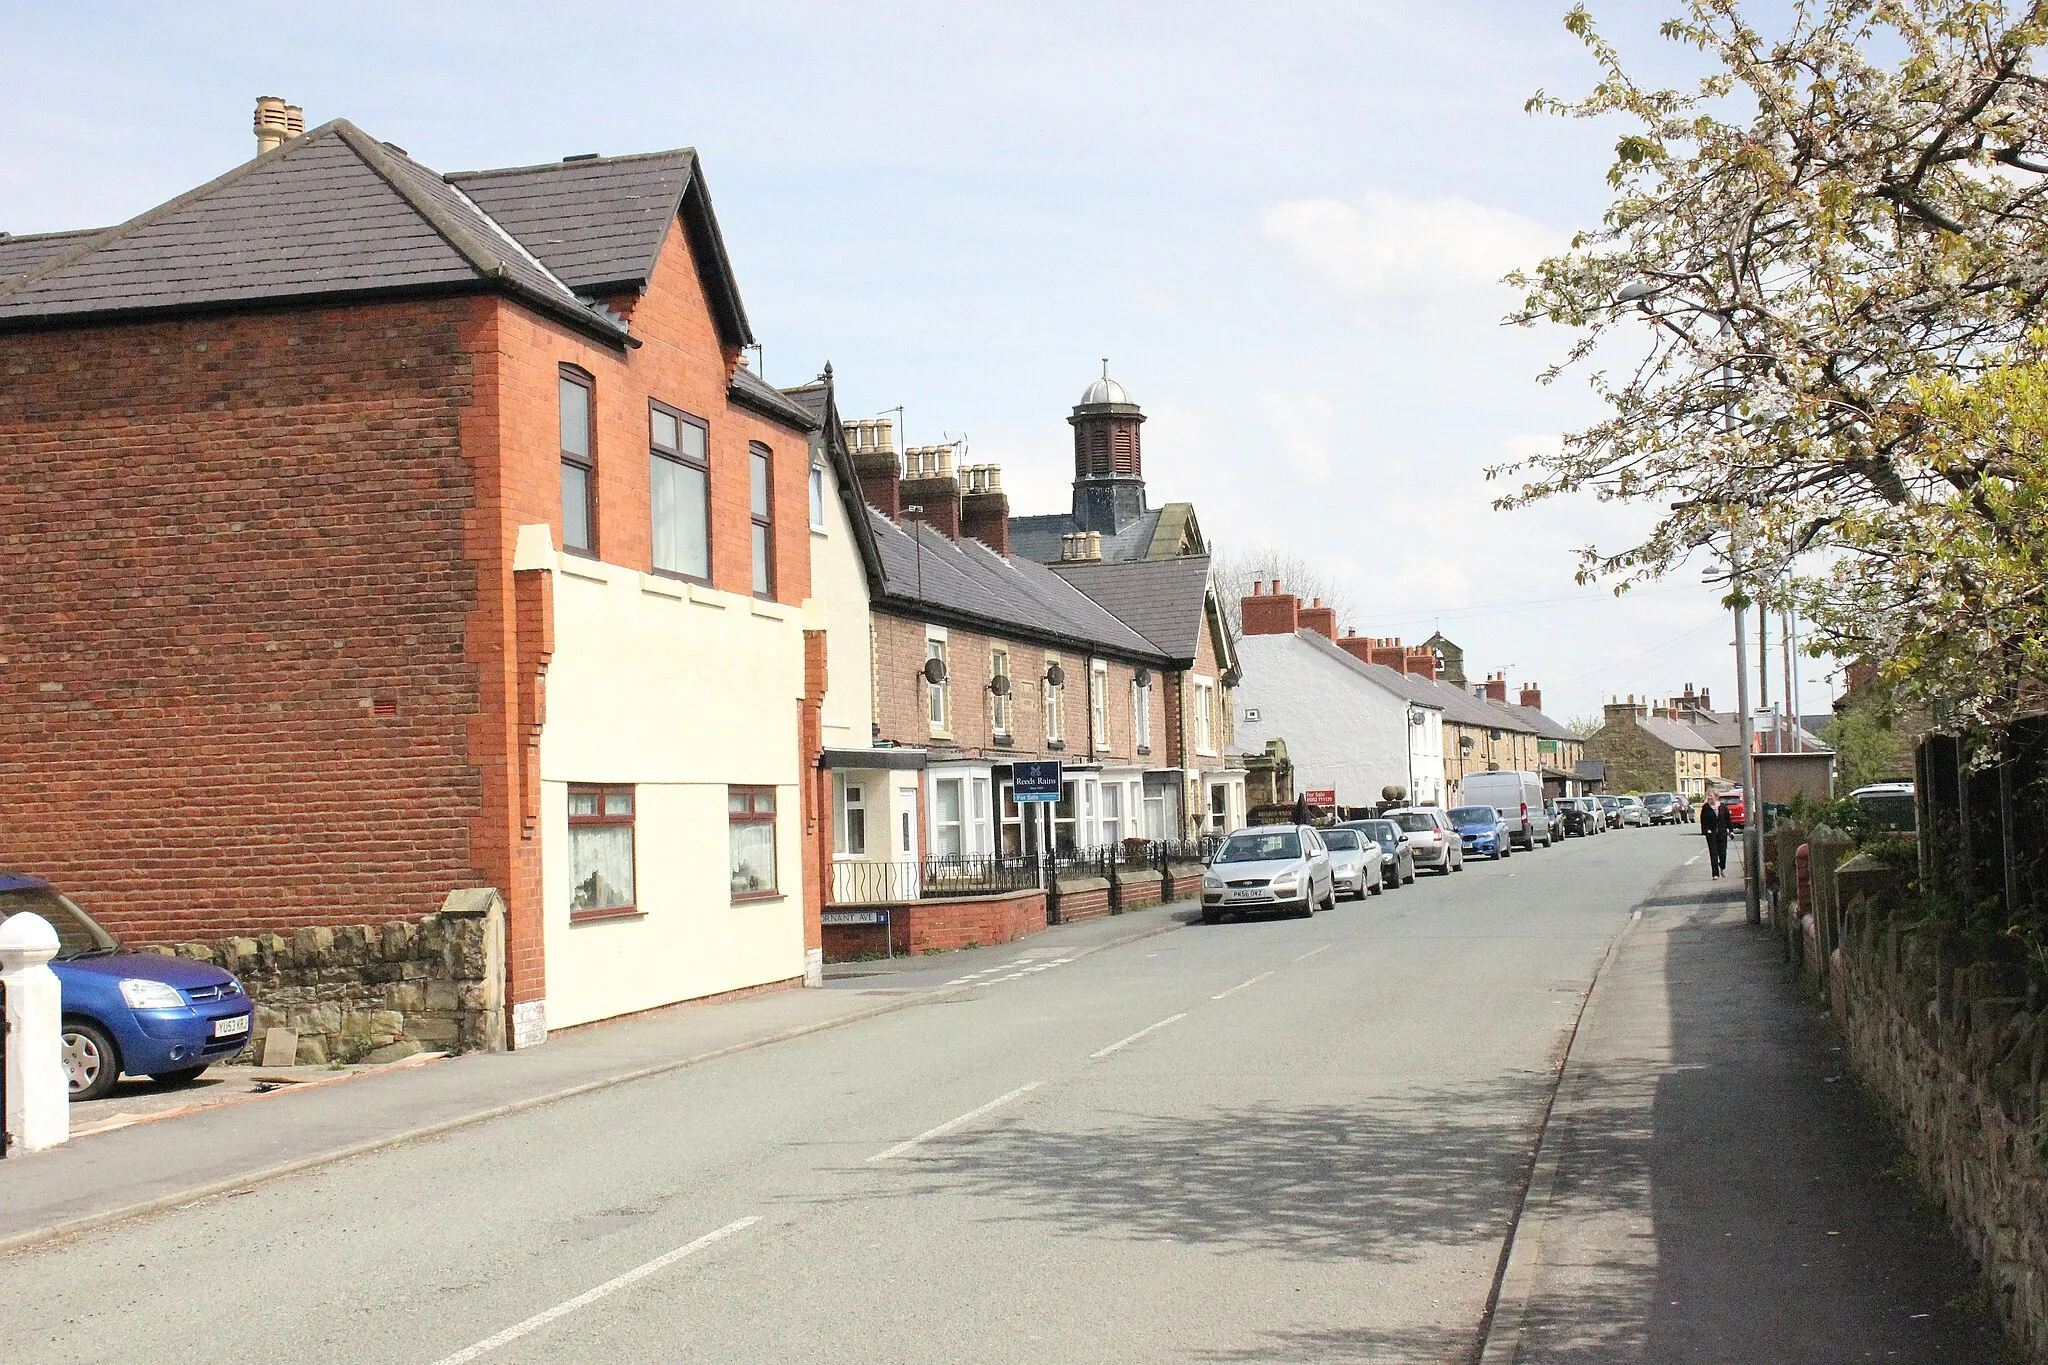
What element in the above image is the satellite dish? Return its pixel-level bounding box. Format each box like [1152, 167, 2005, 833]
[1133, 667, 1152, 687]
[1044, 662, 1066, 688]
[989, 674, 1013, 697]
[922, 657, 949, 685]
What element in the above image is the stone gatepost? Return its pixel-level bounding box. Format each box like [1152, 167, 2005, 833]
[0, 911, 69, 1154]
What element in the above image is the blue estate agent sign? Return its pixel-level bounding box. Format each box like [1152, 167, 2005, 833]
[1012, 761, 1063, 803]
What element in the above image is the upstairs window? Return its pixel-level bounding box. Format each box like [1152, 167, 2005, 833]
[1133, 677, 1153, 750]
[926, 636, 950, 733]
[809, 463, 827, 530]
[1194, 678, 1216, 755]
[1044, 656, 1064, 745]
[990, 648, 1012, 736]
[650, 402, 710, 581]
[751, 443, 775, 597]
[1091, 662, 1110, 748]
[559, 367, 595, 554]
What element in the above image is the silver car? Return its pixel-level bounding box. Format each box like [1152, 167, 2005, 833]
[1319, 826, 1384, 899]
[1201, 825, 1336, 924]
[1385, 807, 1466, 875]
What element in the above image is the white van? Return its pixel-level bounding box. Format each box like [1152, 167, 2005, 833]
[1460, 770, 1551, 850]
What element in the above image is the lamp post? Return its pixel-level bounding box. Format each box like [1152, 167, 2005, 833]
[1618, 278, 1764, 922]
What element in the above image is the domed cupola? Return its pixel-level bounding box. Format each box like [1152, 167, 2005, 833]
[1069, 360, 1146, 534]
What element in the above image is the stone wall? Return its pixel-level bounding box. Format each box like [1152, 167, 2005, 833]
[151, 889, 506, 1065]
[1831, 869, 2048, 1360]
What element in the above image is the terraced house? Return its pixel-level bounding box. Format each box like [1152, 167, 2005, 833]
[0, 105, 825, 1050]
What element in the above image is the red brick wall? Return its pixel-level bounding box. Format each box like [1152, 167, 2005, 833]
[821, 889, 1048, 959]
[0, 297, 495, 946]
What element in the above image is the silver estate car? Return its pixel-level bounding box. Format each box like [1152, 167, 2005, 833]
[1385, 807, 1465, 875]
[1319, 826, 1384, 899]
[1201, 825, 1336, 924]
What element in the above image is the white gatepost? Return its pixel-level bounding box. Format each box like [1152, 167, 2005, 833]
[1, 911, 70, 1154]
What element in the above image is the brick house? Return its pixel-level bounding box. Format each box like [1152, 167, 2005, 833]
[1585, 698, 1725, 796]
[0, 112, 825, 1045]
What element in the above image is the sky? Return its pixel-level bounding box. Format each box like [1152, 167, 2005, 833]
[0, 1, 1839, 729]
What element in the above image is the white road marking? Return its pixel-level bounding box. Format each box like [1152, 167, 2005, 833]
[1293, 944, 1333, 963]
[1685, 854, 1701, 866]
[428, 1217, 759, 1364]
[1090, 1013, 1189, 1060]
[867, 1083, 1043, 1162]
[1212, 971, 1274, 1000]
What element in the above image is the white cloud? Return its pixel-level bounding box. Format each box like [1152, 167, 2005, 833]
[1258, 391, 1336, 479]
[1260, 194, 1560, 297]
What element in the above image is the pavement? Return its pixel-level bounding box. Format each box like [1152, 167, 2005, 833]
[0, 829, 2013, 1363]
[1482, 873, 2009, 1363]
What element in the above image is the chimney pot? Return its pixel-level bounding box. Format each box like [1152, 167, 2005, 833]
[877, 418, 895, 453]
[253, 95, 292, 156]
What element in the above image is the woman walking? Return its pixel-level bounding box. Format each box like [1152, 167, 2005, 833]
[1699, 790, 1732, 879]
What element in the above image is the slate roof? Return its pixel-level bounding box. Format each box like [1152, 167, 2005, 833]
[1574, 758, 1608, 782]
[0, 122, 630, 345]
[1638, 715, 1718, 752]
[1683, 711, 1743, 749]
[1010, 510, 1163, 564]
[0, 230, 100, 283]
[1327, 650, 1448, 710]
[1048, 556, 1214, 662]
[447, 151, 691, 293]
[1492, 700, 1577, 742]
[729, 363, 816, 431]
[869, 510, 1165, 662]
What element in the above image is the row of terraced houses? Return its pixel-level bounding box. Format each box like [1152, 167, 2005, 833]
[0, 106, 1587, 1055]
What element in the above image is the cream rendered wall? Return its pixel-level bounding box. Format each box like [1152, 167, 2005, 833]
[537, 550, 808, 1031]
[811, 456, 874, 753]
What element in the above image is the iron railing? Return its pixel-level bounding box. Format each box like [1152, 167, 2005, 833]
[830, 852, 1039, 905]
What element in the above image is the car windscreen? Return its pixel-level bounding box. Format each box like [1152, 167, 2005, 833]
[1448, 806, 1494, 824]
[1216, 831, 1302, 862]
[1348, 821, 1398, 842]
[1390, 812, 1436, 833]
[0, 886, 120, 961]
[1645, 794, 1675, 806]
[1321, 829, 1361, 850]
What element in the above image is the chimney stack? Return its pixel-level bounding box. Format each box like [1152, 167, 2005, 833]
[1519, 683, 1543, 711]
[1368, 636, 1406, 671]
[1298, 596, 1337, 641]
[1481, 672, 1508, 704]
[1241, 580, 1301, 636]
[1402, 645, 1439, 680]
[1336, 629, 1376, 666]
[959, 464, 1011, 555]
[254, 96, 294, 156]
[900, 444, 962, 540]
[847, 418, 903, 519]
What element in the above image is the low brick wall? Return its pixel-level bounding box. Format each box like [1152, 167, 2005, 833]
[823, 889, 1048, 960]
[1119, 879, 1163, 911]
[1055, 876, 1112, 924]
[1165, 864, 1207, 903]
[1834, 875, 2048, 1360]
[150, 888, 506, 1064]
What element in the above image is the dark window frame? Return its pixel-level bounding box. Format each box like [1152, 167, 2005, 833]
[750, 442, 775, 599]
[729, 785, 781, 902]
[567, 782, 637, 923]
[559, 365, 597, 557]
[649, 399, 712, 585]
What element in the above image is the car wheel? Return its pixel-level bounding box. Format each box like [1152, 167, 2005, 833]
[150, 1064, 210, 1086]
[1368, 867, 1383, 895]
[62, 1020, 121, 1102]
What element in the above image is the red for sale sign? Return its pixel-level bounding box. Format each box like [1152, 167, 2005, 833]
[1304, 790, 1336, 808]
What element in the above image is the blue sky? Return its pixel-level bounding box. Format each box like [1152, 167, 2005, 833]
[1, 1, 1835, 727]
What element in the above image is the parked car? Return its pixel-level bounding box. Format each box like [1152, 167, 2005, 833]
[1851, 782, 1917, 836]
[1201, 825, 1336, 924]
[1596, 794, 1626, 829]
[1617, 795, 1651, 828]
[1642, 792, 1686, 825]
[1448, 803, 1511, 860]
[1540, 799, 1567, 844]
[1558, 797, 1602, 837]
[0, 873, 256, 1102]
[1319, 827, 1385, 898]
[1459, 770, 1552, 849]
[1342, 819, 1415, 887]
[1385, 807, 1466, 875]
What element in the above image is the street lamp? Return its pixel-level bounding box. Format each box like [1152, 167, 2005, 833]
[1619, 279, 1764, 923]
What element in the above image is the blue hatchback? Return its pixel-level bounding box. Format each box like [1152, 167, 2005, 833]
[1448, 804, 1512, 860]
[0, 874, 255, 1101]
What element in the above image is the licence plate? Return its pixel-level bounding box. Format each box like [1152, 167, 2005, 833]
[1228, 888, 1268, 901]
[213, 1015, 250, 1038]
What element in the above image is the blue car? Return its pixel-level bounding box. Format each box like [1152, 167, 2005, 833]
[1448, 804, 1512, 860]
[0, 873, 255, 1101]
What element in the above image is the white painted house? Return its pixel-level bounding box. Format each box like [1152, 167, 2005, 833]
[1234, 630, 1443, 810]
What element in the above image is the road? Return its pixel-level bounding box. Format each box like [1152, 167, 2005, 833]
[2, 827, 1694, 1364]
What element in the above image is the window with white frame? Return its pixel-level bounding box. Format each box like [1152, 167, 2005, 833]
[1193, 678, 1217, 755]
[1101, 782, 1123, 844]
[809, 463, 826, 530]
[926, 634, 950, 734]
[1044, 655, 1064, 744]
[999, 781, 1025, 857]
[834, 779, 866, 857]
[932, 777, 964, 858]
[972, 777, 991, 854]
[990, 647, 1012, 736]
[1090, 662, 1109, 749]
[1132, 677, 1152, 751]
[1143, 782, 1169, 839]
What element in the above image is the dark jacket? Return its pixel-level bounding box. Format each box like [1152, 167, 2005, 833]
[1699, 802, 1732, 839]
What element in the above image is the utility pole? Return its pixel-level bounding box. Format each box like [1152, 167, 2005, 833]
[1731, 565, 1762, 925]
[1782, 607, 1798, 753]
